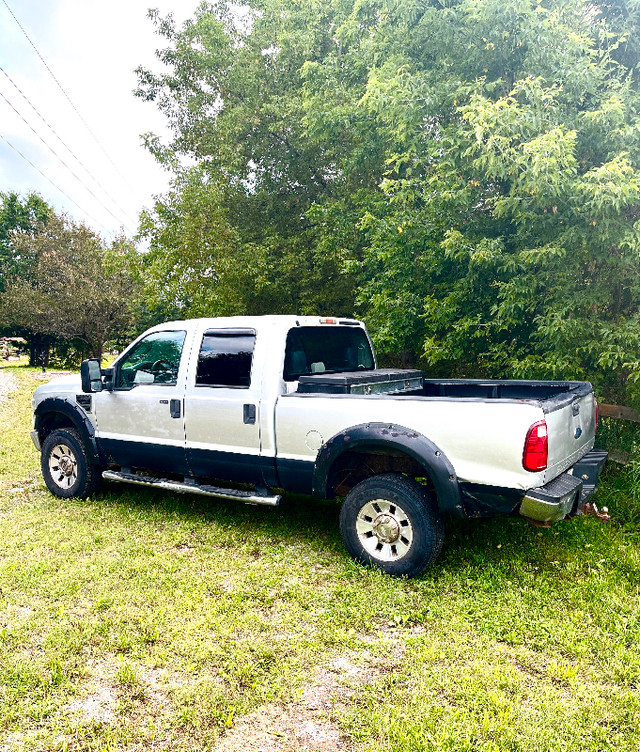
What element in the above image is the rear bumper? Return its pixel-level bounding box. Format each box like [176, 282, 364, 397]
[519, 450, 608, 523]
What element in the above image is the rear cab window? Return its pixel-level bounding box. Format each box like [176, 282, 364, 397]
[196, 330, 256, 388]
[283, 326, 374, 382]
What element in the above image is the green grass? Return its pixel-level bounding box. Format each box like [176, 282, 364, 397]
[1, 363, 639, 750]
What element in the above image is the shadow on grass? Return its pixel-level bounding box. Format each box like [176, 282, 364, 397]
[76, 462, 635, 585]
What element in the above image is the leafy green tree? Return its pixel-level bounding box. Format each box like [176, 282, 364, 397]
[0, 214, 141, 362]
[0, 191, 53, 291]
[302, 0, 640, 402]
[138, 0, 640, 404]
[135, 0, 364, 319]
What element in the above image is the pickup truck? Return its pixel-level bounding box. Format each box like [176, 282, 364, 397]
[30, 315, 607, 576]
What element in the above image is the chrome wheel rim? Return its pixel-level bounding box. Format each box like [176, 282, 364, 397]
[355, 498, 413, 562]
[48, 444, 78, 490]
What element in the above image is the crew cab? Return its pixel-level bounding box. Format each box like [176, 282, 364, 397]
[30, 316, 607, 576]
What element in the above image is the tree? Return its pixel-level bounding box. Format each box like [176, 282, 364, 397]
[0, 191, 53, 291]
[137, 0, 640, 404]
[0, 214, 141, 362]
[303, 0, 640, 402]
[344, 2, 640, 406]
[135, 0, 364, 319]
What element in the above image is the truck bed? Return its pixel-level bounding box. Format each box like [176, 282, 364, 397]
[296, 370, 592, 413]
[421, 379, 592, 412]
[280, 372, 596, 492]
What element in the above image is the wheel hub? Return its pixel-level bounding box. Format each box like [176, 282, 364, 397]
[58, 456, 75, 476]
[372, 513, 400, 544]
[355, 498, 414, 562]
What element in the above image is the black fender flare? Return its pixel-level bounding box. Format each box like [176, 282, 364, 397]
[312, 422, 463, 517]
[34, 397, 103, 464]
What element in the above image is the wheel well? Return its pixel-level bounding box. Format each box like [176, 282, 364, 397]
[327, 447, 433, 498]
[37, 411, 77, 441]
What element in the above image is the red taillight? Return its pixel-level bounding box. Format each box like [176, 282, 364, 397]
[594, 397, 598, 436]
[523, 420, 548, 472]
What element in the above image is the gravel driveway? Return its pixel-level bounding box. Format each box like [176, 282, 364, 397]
[0, 369, 18, 404]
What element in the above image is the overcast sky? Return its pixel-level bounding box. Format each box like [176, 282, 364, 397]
[0, 0, 200, 241]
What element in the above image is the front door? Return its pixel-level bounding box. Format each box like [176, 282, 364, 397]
[93, 329, 190, 474]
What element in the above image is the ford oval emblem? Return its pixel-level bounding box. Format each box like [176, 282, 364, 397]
[574, 427, 583, 439]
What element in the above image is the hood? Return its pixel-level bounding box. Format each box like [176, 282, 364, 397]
[33, 374, 82, 403]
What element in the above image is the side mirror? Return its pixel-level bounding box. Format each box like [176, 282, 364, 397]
[81, 359, 105, 393]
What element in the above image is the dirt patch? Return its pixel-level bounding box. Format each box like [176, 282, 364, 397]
[67, 685, 118, 725]
[64, 656, 185, 729]
[214, 705, 341, 752]
[65, 655, 121, 725]
[213, 653, 395, 752]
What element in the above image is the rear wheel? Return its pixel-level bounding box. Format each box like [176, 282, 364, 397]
[41, 428, 101, 499]
[339, 473, 444, 577]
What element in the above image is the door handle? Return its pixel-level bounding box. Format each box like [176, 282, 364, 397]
[243, 404, 256, 424]
[170, 399, 181, 419]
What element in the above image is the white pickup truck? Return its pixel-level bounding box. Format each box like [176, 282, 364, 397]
[30, 315, 607, 576]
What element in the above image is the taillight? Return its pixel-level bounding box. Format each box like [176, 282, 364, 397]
[594, 397, 598, 436]
[523, 420, 548, 472]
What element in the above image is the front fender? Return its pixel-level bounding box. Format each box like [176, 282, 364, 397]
[312, 422, 463, 517]
[34, 397, 102, 464]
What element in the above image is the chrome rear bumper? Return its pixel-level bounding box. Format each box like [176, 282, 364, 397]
[520, 450, 608, 523]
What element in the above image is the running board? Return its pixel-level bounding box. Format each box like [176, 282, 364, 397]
[102, 470, 282, 506]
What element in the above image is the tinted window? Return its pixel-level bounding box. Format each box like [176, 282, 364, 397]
[117, 331, 186, 389]
[196, 331, 255, 387]
[283, 326, 374, 381]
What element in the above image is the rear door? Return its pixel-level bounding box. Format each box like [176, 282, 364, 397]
[184, 328, 265, 485]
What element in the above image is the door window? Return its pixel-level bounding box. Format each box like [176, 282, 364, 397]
[196, 330, 256, 388]
[116, 331, 186, 389]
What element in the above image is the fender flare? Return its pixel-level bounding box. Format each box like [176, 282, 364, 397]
[312, 422, 463, 517]
[34, 397, 103, 464]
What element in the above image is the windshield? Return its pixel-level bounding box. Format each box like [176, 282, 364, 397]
[283, 326, 375, 382]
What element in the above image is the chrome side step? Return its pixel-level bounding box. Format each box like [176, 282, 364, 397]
[102, 470, 282, 506]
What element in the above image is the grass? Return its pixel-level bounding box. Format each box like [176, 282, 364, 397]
[1, 362, 639, 750]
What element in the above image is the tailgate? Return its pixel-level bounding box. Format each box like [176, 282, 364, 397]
[544, 385, 596, 483]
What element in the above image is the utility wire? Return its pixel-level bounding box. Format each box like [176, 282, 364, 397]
[0, 65, 139, 229]
[0, 132, 108, 232]
[0, 88, 135, 234]
[1, 0, 143, 203]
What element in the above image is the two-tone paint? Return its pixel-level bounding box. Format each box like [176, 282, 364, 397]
[31, 316, 601, 522]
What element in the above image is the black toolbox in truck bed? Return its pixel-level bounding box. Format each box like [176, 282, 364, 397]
[296, 369, 424, 395]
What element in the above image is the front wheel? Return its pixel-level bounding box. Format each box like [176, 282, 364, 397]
[41, 428, 101, 499]
[339, 473, 444, 577]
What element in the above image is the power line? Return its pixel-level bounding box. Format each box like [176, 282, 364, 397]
[0, 87, 136, 234]
[0, 65, 139, 229]
[0, 132, 109, 233]
[1, 0, 143, 203]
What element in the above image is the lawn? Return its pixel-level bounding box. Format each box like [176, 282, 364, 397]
[0, 364, 639, 751]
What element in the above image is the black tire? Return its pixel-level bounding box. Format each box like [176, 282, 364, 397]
[41, 428, 102, 499]
[339, 473, 444, 577]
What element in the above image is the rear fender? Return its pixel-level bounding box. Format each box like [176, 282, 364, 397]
[312, 422, 463, 517]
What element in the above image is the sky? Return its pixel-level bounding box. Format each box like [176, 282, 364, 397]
[0, 0, 200, 242]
